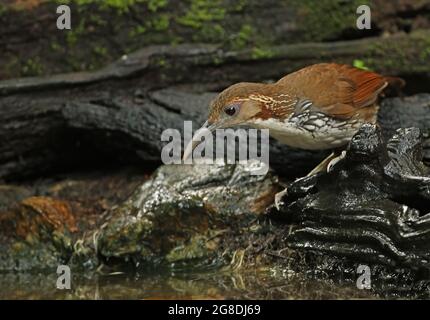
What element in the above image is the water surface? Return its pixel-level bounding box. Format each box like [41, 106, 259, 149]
[0, 269, 375, 300]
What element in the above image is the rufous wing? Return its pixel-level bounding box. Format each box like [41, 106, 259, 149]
[278, 63, 392, 120]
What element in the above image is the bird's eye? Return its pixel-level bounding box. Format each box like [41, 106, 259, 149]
[224, 104, 239, 116]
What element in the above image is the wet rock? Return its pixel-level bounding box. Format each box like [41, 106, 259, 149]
[0, 197, 77, 271]
[273, 124, 430, 270]
[95, 163, 278, 270]
[0, 185, 33, 211]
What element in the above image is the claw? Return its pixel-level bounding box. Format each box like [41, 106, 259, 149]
[327, 151, 347, 172]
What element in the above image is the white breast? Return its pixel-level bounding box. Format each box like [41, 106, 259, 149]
[250, 118, 361, 150]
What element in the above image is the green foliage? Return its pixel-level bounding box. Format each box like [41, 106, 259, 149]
[93, 45, 108, 57]
[150, 14, 170, 31]
[21, 57, 44, 77]
[176, 0, 226, 29]
[230, 24, 254, 50]
[361, 31, 430, 74]
[353, 59, 370, 70]
[198, 23, 225, 42]
[419, 33, 430, 60]
[65, 18, 86, 46]
[0, 4, 6, 16]
[251, 47, 274, 59]
[421, 46, 430, 60]
[231, 0, 248, 12]
[50, 41, 62, 52]
[131, 25, 147, 36]
[57, 0, 168, 12]
[227, 24, 274, 60]
[291, 0, 370, 41]
[88, 14, 107, 26]
[146, 0, 168, 12]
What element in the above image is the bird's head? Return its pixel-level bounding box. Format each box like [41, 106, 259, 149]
[183, 82, 269, 160]
[206, 82, 268, 129]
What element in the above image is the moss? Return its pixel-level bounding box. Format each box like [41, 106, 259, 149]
[50, 41, 62, 52]
[176, 0, 226, 29]
[146, 0, 168, 12]
[170, 35, 183, 45]
[166, 235, 213, 263]
[7, 0, 411, 79]
[130, 25, 147, 37]
[1, 0, 285, 78]
[56, 0, 168, 13]
[229, 24, 254, 50]
[419, 32, 430, 61]
[65, 18, 86, 47]
[149, 13, 170, 31]
[88, 13, 107, 26]
[156, 58, 167, 67]
[21, 57, 44, 77]
[197, 23, 225, 42]
[231, 0, 248, 12]
[363, 31, 430, 73]
[0, 3, 6, 16]
[57, 0, 140, 11]
[224, 23, 275, 59]
[212, 55, 224, 65]
[291, 0, 370, 41]
[251, 47, 274, 60]
[93, 45, 108, 57]
[421, 46, 430, 61]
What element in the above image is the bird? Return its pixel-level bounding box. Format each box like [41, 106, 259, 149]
[182, 63, 404, 208]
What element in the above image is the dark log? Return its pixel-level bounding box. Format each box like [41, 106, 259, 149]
[2, 31, 430, 96]
[1, 37, 430, 181]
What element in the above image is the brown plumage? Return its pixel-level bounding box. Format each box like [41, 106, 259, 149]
[183, 63, 403, 158]
[277, 63, 387, 119]
[209, 63, 393, 122]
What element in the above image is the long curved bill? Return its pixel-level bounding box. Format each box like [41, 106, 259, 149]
[182, 120, 219, 161]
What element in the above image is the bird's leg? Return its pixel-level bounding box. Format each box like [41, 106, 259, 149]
[274, 150, 346, 211]
[274, 153, 335, 210]
[306, 152, 337, 176]
[326, 150, 347, 172]
[306, 148, 348, 176]
[274, 188, 289, 211]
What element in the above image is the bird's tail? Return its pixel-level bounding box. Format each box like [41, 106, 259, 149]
[385, 77, 406, 91]
[385, 76, 405, 89]
[384, 76, 406, 96]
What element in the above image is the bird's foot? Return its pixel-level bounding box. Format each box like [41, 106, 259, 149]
[306, 152, 335, 177]
[274, 187, 288, 211]
[327, 150, 347, 172]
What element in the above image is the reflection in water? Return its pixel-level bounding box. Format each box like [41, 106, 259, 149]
[0, 269, 374, 300]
